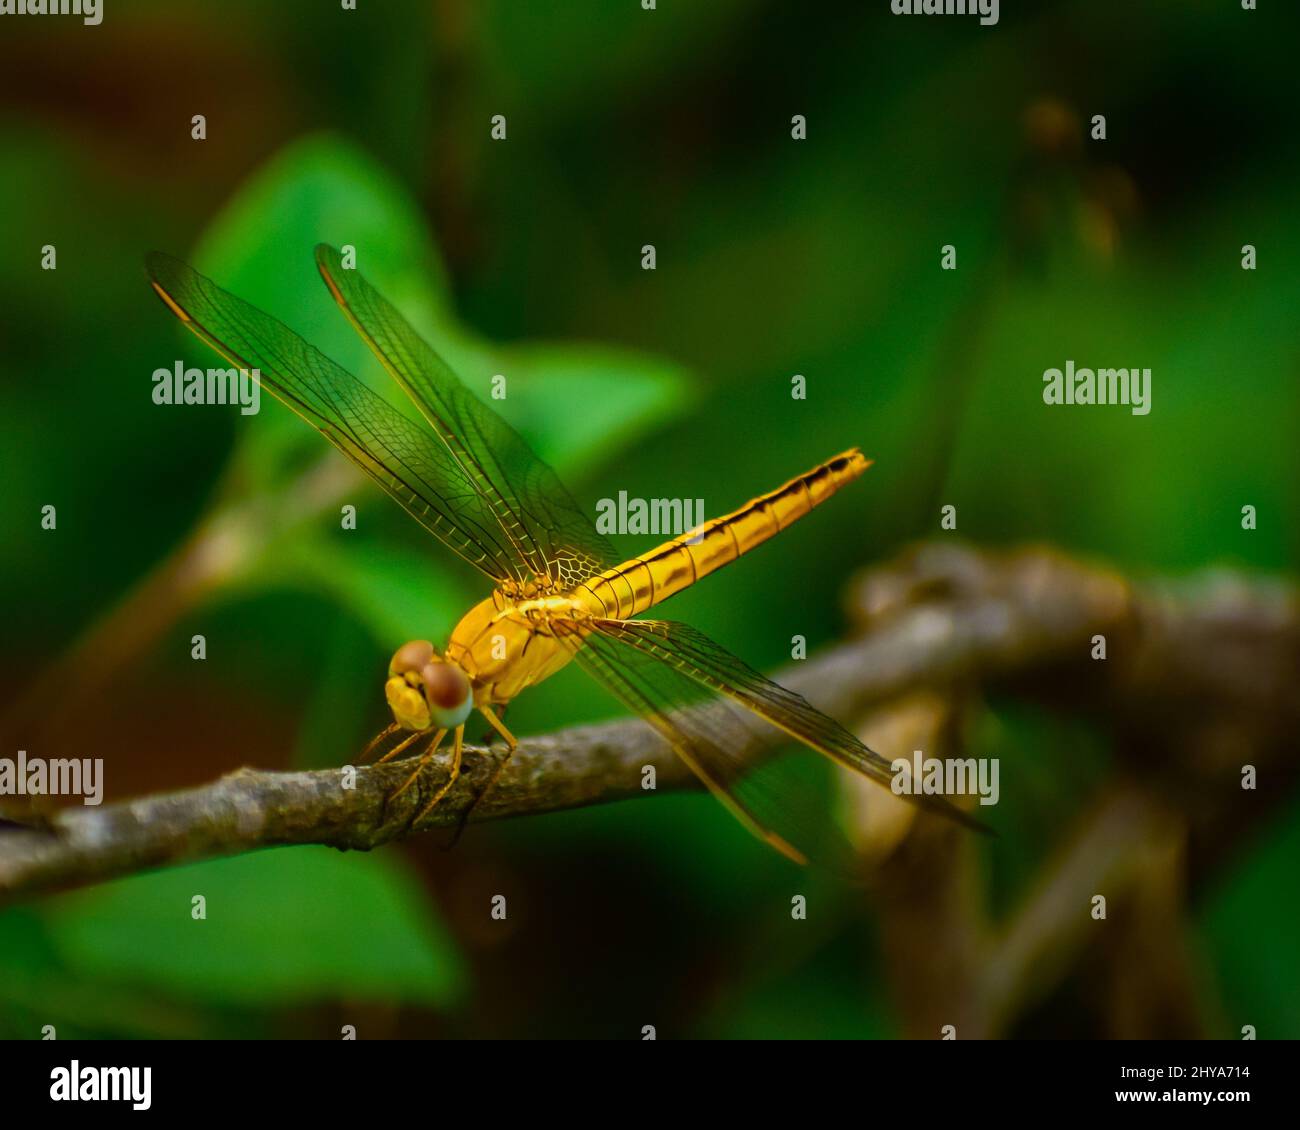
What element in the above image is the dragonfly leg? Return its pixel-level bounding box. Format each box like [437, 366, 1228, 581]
[371, 727, 423, 766]
[479, 704, 518, 751]
[358, 721, 400, 764]
[389, 728, 447, 801]
[443, 710, 518, 849]
[412, 726, 465, 825]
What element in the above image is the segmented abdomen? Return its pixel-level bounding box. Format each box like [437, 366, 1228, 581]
[574, 448, 869, 620]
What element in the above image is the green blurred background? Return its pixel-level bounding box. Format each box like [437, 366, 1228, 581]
[1, 0, 1297, 1038]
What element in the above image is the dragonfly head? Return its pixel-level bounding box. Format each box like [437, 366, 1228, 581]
[384, 640, 474, 732]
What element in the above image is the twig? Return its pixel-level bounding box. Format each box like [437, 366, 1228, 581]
[0, 718, 695, 902]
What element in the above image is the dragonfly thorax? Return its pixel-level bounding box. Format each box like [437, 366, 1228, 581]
[496, 575, 563, 601]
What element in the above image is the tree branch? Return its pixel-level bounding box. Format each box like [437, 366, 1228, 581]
[3, 542, 1296, 903]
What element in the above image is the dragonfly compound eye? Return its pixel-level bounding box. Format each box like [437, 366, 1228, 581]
[389, 639, 435, 679]
[421, 661, 473, 729]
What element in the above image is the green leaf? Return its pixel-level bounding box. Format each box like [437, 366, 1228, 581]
[253, 531, 469, 652]
[184, 132, 452, 482]
[42, 849, 466, 1008]
[493, 343, 693, 474]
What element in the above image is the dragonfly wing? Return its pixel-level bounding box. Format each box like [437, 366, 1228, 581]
[579, 618, 988, 852]
[572, 624, 818, 863]
[146, 252, 526, 584]
[315, 244, 619, 586]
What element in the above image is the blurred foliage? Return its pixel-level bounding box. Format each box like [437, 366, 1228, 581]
[1198, 793, 1300, 1040]
[45, 850, 465, 1010]
[0, 0, 1297, 1038]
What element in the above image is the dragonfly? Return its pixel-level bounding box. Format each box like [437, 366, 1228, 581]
[146, 245, 980, 863]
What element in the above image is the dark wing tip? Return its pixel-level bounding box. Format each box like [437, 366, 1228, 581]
[144, 249, 181, 280]
[314, 243, 347, 298]
[143, 252, 197, 321]
[314, 243, 342, 271]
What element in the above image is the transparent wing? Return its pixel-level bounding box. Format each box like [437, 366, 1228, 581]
[574, 618, 986, 863]
[146, 252, 527, 584]
[315, 244, 619, 587]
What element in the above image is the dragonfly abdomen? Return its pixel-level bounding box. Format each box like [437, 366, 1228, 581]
[575, 448, 870, 619]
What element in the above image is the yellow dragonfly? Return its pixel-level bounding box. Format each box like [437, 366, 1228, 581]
[147, 246, 978, 862]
